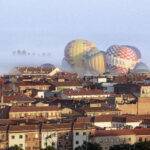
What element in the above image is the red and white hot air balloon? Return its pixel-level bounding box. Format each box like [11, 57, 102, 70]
[106, 45, 141, 74]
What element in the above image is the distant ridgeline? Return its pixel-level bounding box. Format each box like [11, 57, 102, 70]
[12, 50, 51, 57]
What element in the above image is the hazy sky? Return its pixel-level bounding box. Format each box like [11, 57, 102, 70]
[0, 0, 150, 72]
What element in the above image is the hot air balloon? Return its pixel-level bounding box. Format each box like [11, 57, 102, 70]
[83, 48, 106, 75]
[106, 45, 141, 74]
[64, 39, 96, 68]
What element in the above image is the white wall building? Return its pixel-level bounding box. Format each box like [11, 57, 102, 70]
[41, 131, 58, 149]
[9, 133, 26, 150]
[73, 130, 89, 150]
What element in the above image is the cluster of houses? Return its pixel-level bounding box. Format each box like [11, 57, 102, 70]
[0, 66, 150, 150]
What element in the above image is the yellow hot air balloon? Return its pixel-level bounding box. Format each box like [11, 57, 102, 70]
[83, 48, 106, 75]
[64, 39, 96, 68]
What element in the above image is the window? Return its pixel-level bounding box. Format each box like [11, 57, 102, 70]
[76, 141, 79, 144]
[105, 138, 109, 142]
[19, 144, 23, 148]
[83, 132, 86, 136]
[35, 134, 38, 138]
[83, 140, 86, 144]
[11, 135, 15, 139]
[19, 135, 23, 139]
[139, 137, 142, 142]
[52, 142, 55, 146]
[128, 138, 131, 141]
[99, 138, 103, 143]
[76, 132, 79, 136]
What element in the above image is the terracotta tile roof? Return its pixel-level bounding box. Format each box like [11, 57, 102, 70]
[52, 72, 78, 80]
[92, 128, 150, 137]
[42, 123, 72, 131]
[0, 126, 7, 132]
[3, 93, 34, 103]
[94, 115, 114, 122]
[18, 81, 50, 86]
[63, 88, 105, 96]
[54, 81, 82, 87]
[9, 125, 39, 132]
[9, 106, 60, 112]
[82, 107, 120, 113]
[134, 128, 150, 135]
[0, 118, 46, 125]
[76, 116, 92, 123]
[73, 122, 93, 130]
[8, 123, 72, 132]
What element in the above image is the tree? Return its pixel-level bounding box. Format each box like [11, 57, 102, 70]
[110, 141, 150, 150]
[8, 145, 23, 150]
[41, 146, 56, 150]
[75, 142, 102, 150]
[134, 141, 150, 150]
[110, 144, 132, 150]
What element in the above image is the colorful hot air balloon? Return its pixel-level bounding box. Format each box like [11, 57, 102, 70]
[106, 45, 141, 74]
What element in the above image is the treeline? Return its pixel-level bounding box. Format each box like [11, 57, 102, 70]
[110, 141, 150, 150]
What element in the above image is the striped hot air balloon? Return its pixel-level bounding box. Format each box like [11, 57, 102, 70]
[64, 39, 96, 67]
[83, 48, 106, 75]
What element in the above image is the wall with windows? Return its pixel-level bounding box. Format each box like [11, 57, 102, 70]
[91, 135, 136, 150]
[73, 130, 89, 150]
[9, 133, 26, 149]
[41, 131, 58, 149]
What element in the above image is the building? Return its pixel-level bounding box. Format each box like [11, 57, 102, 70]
[90, 128, 150, 150]
[18, 81, 51, 92]
[9, 106, 61, 120]
[62, 89, 111, 100]
[81, 107, 120, 116]
[73, 122, 92, 150]
[117, 85, 150, 115]
[0, 126, 7, 150]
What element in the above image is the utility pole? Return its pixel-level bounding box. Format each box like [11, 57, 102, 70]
[6, 125, 9, 149]
[39, 122, 42, 150]
[71, 119, 75, 150]
[1, 79, 4, 105]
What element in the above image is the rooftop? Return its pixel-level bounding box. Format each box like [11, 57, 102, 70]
[9, 106, 60, 112]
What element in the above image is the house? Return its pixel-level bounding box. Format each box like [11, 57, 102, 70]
[90, 128, 150, 150]
[5, 122, 74, 150]
[3, 93, 34, 106]
[14, 66, 55, 76]
[81, 106, 120, 116]
[17, 81, 51, 92]
[9, 106, 61, 120]
[73, 122, 94, 150]
[54, 81, 83, 91]
[62, 89, 111, 100]
[7, 125, 32, 149]
[94, 115, 114, 129]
